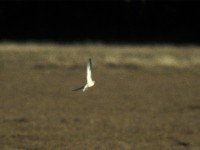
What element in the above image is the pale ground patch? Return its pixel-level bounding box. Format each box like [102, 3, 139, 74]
[0, 42, 200, 69]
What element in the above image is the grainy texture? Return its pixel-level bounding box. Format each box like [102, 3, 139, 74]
[0, 43, 200, 150]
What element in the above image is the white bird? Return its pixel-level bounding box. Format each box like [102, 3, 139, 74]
[73, 58, 95, 92]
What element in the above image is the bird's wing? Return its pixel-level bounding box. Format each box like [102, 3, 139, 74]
[86, 58, 93, 84]
[83, 84, 88, 92]
[72, 85, 84, 91]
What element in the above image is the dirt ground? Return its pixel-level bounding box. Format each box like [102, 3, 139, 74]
[0, 44, 200, 150]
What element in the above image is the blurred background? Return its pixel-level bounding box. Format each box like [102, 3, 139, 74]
[0, 0, 200, 44]
[1, 1, 200, 150]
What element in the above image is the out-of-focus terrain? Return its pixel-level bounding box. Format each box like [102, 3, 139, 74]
[0, 42, 200, 150]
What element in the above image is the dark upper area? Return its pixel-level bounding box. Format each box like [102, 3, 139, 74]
[0, 0, 200, 44]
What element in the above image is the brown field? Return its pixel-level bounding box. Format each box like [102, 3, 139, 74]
[0, 43, 200, 150]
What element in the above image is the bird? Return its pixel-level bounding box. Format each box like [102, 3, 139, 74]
[73, 58, 95, 92]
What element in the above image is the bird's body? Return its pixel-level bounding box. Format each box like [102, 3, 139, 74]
[73, 58, 95, 92]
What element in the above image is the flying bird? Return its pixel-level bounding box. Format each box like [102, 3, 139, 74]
[73, 58, 95, 92]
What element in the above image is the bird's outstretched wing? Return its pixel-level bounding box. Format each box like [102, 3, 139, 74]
[87, 58, 93, 84]
[72, 85, 84, 91]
